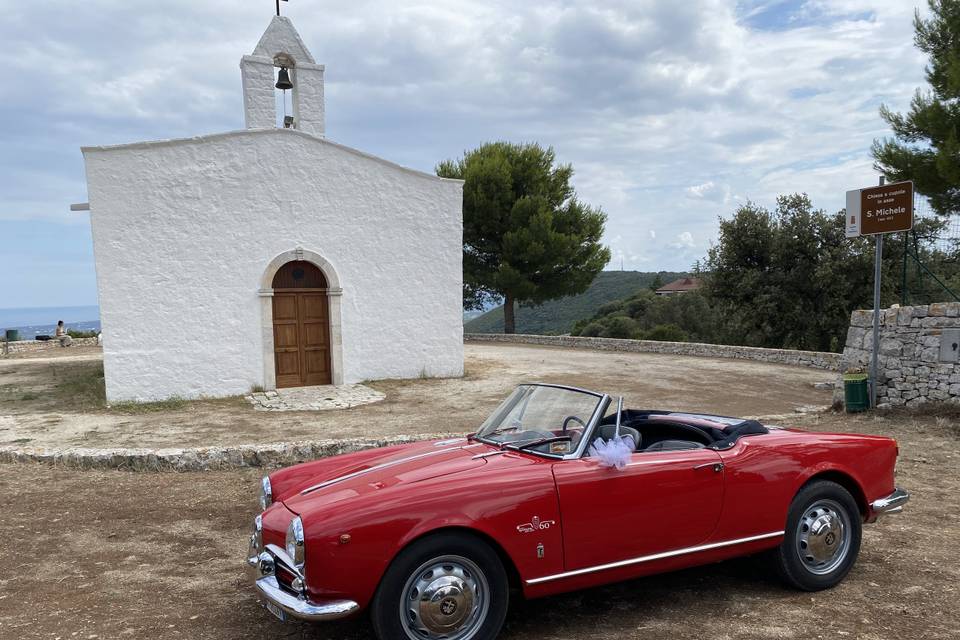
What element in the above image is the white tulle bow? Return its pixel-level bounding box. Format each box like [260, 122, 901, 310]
[588, 435, 635, 470]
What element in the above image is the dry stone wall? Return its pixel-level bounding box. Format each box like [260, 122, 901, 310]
[841, 302, 960, 407]
[1, 337, 98, 356]
[465, 333, 841, 371]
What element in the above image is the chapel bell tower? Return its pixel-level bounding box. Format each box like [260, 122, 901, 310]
[240, 16, 325, 137]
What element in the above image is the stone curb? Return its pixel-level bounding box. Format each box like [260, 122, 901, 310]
[0, 432, 460, 472]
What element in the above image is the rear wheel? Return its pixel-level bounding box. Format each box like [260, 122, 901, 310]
[371, 532, 509, 640]
[774, 480, 862, 591]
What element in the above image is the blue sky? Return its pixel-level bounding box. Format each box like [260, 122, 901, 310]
[0, 0, 929, 309]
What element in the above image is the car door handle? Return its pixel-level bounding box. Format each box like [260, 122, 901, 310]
[693, 462, 724, 473]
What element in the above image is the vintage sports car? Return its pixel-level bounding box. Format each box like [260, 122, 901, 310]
[247, 383, 909, 640]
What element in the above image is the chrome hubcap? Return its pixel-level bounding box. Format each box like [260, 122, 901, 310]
[400, 555, 488, 640]
[796, 499, 850, 575]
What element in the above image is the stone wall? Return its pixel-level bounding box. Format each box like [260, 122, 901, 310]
[465, 333, 841, 371]
[841, 302, 960, 407]
[1, 337, 98, 356]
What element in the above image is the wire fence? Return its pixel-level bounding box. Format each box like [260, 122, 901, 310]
[931, 210, 960, 255]
[901, 197, 960, 304]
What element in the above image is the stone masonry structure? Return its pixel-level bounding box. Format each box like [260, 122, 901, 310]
[841, 302, 960, 407]
[465, 334, 841, 371]
[1, 337, 98, 356]
[77, 16, 463, 402]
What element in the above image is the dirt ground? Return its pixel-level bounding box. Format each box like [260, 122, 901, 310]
[1, 410, 957, 640]
[0, 344, 833, 449]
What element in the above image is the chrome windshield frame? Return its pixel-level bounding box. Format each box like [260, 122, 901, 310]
[474, 383, 610, 460]
[564, 392, 611, 460]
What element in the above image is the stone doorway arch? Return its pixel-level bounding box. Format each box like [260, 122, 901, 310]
[259, 248, 344, 389]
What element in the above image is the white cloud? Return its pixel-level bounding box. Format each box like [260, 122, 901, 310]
[0, 0, 934, 305]
[672, 231, 696, 249]
[686, 181, 732, 203]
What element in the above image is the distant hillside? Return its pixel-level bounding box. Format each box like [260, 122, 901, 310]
[464, 271, 688, 335]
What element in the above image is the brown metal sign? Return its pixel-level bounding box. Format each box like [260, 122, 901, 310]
[859, 181, 914, 235]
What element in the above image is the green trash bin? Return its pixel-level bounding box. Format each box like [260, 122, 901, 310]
[4, 329, 19, 342]
[843, 373, 870, 413]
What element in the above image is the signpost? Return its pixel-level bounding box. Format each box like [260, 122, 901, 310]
[845, 179, 914, 409]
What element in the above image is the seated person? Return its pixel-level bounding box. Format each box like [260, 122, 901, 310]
[55, 321, 72, 347]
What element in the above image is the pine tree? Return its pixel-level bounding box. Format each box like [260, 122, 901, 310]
[872, 0, 960, 216]
[438, 142, 610, 333]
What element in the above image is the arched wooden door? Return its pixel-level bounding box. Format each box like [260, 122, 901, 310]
[272, 261, 332, 387]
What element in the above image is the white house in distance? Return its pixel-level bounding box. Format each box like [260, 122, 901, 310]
[76, 16, 464, 402]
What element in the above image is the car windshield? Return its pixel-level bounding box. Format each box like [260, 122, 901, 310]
[474, 384, 604, 456]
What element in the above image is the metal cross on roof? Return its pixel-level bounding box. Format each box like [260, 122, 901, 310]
[276, 0, 288, 16]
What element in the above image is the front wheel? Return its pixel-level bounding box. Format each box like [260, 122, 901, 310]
[371, 532, 509, 640]
[773, 480, 862, 591]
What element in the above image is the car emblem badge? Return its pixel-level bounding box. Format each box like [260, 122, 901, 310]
[440, 598, 457, 615]
[517, 515, 555, 533]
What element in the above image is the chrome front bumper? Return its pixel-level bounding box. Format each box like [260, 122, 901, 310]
[248, 542, 359, 622]
[871, 487, 910, 516]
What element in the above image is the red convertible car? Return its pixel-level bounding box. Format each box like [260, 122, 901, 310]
[247, 383, 908, 640]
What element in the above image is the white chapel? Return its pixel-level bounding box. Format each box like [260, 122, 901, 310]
[79, 16, 464, 402]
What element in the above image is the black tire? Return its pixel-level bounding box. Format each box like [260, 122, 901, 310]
[371, 532, 509, 640]
[774, 480, 862, 591]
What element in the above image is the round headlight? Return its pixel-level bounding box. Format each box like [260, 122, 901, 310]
[258, 476, 272, 511]
[286, 515, 305, 570]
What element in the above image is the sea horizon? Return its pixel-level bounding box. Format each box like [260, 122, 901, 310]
[0, 305, 101, 338]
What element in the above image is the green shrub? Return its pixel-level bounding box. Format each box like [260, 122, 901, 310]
[600, 317, 639, 339]
[67, 329, 98, 339]
[642, 323, 689, 342]
[624, 297, 651, 318]
[578, 321, 606, 337]
[596, 301, 624, 316]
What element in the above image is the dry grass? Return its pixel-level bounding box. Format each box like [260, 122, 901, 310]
[51, 361, 107, 411]
[109, 397, 190, 414]
[880, 403, 960, 438]
[3, 358, 246, 417]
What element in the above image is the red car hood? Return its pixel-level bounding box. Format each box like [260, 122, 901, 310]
[271, 438, 493, 514]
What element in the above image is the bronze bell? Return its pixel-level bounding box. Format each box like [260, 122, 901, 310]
[275, 67, 293, 91]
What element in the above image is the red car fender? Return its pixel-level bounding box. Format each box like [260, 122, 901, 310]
[295, 450, 564, 608]
[793, 460, 870, 513]
[790, 438, 897, 521]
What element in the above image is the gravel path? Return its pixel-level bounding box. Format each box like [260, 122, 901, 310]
[1, 410, 956, 640]
[1, 343, 833, 450]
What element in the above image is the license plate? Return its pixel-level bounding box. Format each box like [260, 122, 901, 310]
[265, 600, 287, 622]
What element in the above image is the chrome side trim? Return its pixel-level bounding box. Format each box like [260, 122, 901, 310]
[300, 448, 457, 495]
[871, 487, 910, 515]
[254, 575, 359, 621]
[472, 450, 509, 460]
[525, 531, 785, 585]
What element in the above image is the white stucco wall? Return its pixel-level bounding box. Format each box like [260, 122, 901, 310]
[240, 17, 325, 137]
[82, 128, 463, 402]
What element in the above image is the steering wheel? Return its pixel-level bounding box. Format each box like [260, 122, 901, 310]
[562, 415, 586, 433]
